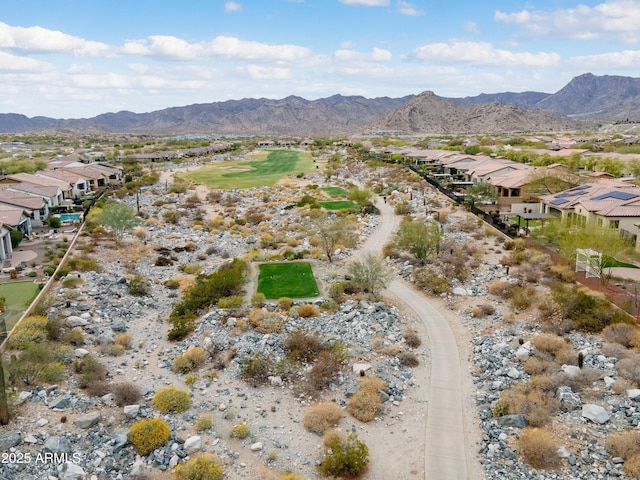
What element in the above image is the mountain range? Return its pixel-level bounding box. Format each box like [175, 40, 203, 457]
[1, 73, 639, 137]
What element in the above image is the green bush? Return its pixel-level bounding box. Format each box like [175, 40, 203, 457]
[74, 354, 106, 389]
[172, 355, 196, 374]
[251, 292, 266, 307]
[240, 352, 273, 385]
[195, 414, 214, 432]
[218, 295, 244, 309]
[173, 454, 223, 480]
[129, 417, 171, 456]
[318, 432, 369, 478]
[230, 422, 250, 439]
[6, 316, 49, 350]
[128, 275, 149, 296]
[152, 386, 192, 413]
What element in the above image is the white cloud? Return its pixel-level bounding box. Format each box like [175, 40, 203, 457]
[71, 72, 131, 88]
[0, 22, 112, 56]
[396, 1, 424, 16]
[224, 2, 243, 13]
[334, 47, 392, 64]
[339, 0, 389, 6]
[495, 1, 640, 42]
[243, 64, 292, 80]
[408, 41, 560, 68]
[568, 49, 640, 69]
[0, 51, 52, 72]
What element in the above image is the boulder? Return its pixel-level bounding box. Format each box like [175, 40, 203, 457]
[60, 462, 85, 480]
[65, 316, 88, 328]
[557, 386, 581, 412]
[0, 431, 21, 450]
[496, 414, 528, 428]
[73, 411, 102, 429]
[44, 436, 71, 453]
[123, 405, 140, 419]
[582, 404, 610, 424]
[184, 436, 201, 455]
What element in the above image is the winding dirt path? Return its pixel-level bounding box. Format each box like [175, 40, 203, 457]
[362, 198, 482, 480]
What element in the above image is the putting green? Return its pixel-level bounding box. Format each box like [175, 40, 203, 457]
[181, 149, 316, 189]
[257, 262, 319, 299]
[0, 280, 41, 331]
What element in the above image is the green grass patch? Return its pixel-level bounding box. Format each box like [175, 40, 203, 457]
[318, 201, 359, 211]
[603, 256, 640, 269]
[257, 262, 319, 299]
[0, 281, 42, 330]
[321, 186, 349, 197]
[180, 149, 315, 189]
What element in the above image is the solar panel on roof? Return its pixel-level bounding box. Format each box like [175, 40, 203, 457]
[550, 198, 569, 205]
[592, 191, 639, 201]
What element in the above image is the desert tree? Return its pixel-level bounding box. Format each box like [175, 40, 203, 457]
[394, 217, 443, 261]
[316, 217, 358, 263]
[348, 252, 392, 299]
[97, 201, 140, 246]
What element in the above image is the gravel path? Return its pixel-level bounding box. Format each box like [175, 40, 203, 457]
[362, 197, 482, 480]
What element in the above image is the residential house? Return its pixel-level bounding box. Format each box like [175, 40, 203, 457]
[6, 172, 72, 199]
[538, 181, 640, 250]
[5, 182, 64, 207]
[0, 191, 48, 227]
[36, 170, 88, 198]
[0, 205, 32, 235]
[0, 223, 12, 261]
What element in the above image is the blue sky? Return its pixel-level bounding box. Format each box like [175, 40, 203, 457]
[1, 0, 640, 118]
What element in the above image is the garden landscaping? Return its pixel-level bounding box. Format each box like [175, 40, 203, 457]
[257, 262, 319, 299]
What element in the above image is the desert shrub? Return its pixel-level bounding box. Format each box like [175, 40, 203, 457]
[328, 282, 345, 300]
[128, 275, 149, 296]
[402, 327, 421, 348]
[45, 319, 63, 341]
[156, 256, 174, 266]
[74, 354, 106, 389]
[218, 295, 244, 309]
[6, 316, 49, 350]
[531, 333, 567, 357]
[347, 377, 387, 423]
[606, 430, 640, 459]
[297, 304, 319, 318]
[152, 386, 193, 413]
[304, 402, 343, 434]
[165, 279, 180, 289]
[617, 357, 640, 385]
[248, 310, 286, 333]
[625, 451, 640, 479]
[129, 417, 171, 456]
[413, 267, 451, 295]
[602, 323, 640, 349]
[173, 453, 223, 480]
[398, 351, 419, 367]
[499, 386, 560, 427]
[115, 333, 133, 349]
[510, 285, 537, 310]
[548, 264, 576, 282]
[308, 350, 341, 390]
[517, 427, 561, 470]
[471, 304, 496, 318]
[277, 474, 305, 480]
[503, 238, 525, 251]
[318, 432, 369, 478]
[284, 329, 327, 362]
[277, 297, 294, 311]
[184, 347, 208, 367]
[522, 358, 557, 376]
[112, 382, 142, 406]
[488, 280, 516, 299]
[172, 354, 196, 374]
[230, 422, 250, 439]
[195, 413, 214, 432]
[181, 264, 202, 275]
[64, 329, 84, 346]
[240, 352, 273, 384]
[251, 292, 266, 307]
[39, 362, 66, 383]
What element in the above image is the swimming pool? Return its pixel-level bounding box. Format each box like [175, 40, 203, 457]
[59, 213, 82, 222]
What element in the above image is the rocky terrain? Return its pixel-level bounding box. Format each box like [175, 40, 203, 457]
[2, 160, 640, 480]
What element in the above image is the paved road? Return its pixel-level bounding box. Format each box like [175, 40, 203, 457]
[361, 198, 477, 480]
